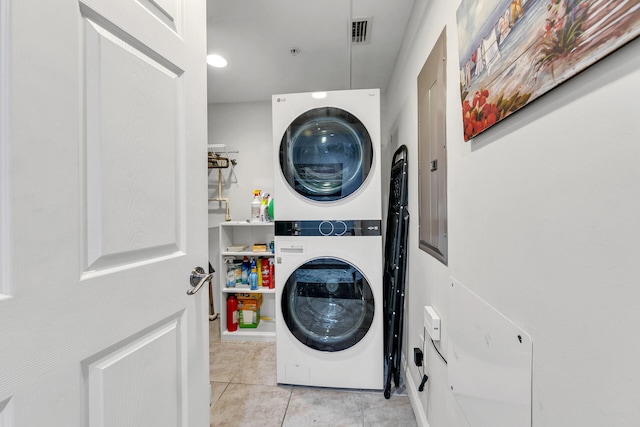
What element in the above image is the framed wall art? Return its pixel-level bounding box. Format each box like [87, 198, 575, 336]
[456, 0, 640, 141]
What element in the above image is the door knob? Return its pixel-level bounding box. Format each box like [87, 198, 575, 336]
[188, 266, 212, 295]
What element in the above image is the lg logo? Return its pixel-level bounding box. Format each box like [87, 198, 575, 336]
[276, 97, 287, 103]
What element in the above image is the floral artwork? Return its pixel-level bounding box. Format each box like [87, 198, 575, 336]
[456, 0, 640, 141]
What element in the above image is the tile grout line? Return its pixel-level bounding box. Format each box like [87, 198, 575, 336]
[280, 385, 294, 427]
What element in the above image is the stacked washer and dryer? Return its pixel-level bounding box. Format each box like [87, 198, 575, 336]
[272, 89, 383, 390]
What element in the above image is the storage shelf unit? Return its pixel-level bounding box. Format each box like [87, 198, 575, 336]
[218, 221, 275, 342]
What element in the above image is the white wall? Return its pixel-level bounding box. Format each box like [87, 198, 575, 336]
[387, 1, 640, 426]
[206, 101, 273, 312]
[207, 101, 274, 225]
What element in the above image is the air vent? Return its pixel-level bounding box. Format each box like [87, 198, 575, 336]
[351, 17, 372, 44]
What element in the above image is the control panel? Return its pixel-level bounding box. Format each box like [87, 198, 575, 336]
[275, 220, 381, 237]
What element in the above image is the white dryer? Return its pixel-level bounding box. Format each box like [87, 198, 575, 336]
[272, 89, 381, 220]
[274, 220, 383, 390]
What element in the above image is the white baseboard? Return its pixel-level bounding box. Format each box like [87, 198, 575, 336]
[403, 355, 430, 427]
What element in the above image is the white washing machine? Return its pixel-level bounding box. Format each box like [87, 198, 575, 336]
[274, 220, 383, 390]
[272, 89, 381, 220]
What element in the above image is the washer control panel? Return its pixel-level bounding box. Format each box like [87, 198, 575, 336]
[275, 220, 381, 237]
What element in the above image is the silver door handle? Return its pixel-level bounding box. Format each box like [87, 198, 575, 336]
[187, 266, 212, 295]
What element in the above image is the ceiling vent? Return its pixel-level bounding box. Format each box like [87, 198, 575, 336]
[351, 17, 372, 45]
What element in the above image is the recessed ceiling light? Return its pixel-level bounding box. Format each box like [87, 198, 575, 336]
[312, 92, 327, 99]
[207, 54, 228, 68]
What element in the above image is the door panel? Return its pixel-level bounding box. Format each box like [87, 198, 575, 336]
[0, 398, 11, 426]
[0, 0, 208, 425]
[136, 0, 181, 33]
[85, 314, 185, 427]
[84, 15, 182, 271]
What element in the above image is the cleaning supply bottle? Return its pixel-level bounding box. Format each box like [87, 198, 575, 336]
[227, 295, 238, 332]
[249, 258, 258, 290]
[241, 256, 250, 285]
[251, 190, 261, 222]
[234, 260, 242, 285]
[224, 257, 235, 288]
[268, 258, 275, 289]
[259, 194, 269, 222]
[257, 258, 263, 287]
[261, 258, 271, 289]
[267, 196, 274, 222]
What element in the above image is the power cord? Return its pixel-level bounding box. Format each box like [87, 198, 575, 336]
[416, 326, 449, 392]
[417, 327, 429, 392]
[430, 337, 448, 365]
[418, 373, 429, 391]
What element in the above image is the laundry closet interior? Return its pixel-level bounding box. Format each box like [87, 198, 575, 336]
[207, 87, 387, 390]
[203, 0, 640, 425]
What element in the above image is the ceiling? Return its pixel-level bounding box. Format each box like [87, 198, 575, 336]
[206, 0, 416, 104]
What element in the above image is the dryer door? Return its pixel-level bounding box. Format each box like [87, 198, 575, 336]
[281, 257, 375, 352]
[279, 107, 373, 202]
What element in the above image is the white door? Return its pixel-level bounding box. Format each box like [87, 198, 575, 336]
[0, 0, 209, 425]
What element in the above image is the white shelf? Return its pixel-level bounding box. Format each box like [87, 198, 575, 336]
[221, 251, 273, 257]
[222, 287, 275, 294]
[221, 320, 276, 342]
[222, 221, 273, 227]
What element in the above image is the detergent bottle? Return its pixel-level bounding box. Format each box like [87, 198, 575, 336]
[257, 258, 263, 287]
[224, 257, 235, 288]
[241, 256, 250, 285]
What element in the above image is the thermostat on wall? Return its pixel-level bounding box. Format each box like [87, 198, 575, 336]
[424, 306, 441, 341]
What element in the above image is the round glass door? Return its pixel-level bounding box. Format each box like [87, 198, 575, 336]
[281, 257, 375, 352]
[279, 107, 373, 202]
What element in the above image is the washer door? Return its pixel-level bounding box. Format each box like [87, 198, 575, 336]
[279, 107, 373, 202]
[281, 257, 375, 352]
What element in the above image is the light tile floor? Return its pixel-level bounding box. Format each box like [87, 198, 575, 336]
[209, 319, 417, 427]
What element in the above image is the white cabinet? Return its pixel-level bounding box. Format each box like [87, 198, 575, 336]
[218, 221, 275, 341]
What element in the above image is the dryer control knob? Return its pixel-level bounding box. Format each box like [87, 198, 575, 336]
[334, 221, 348, 236]
[319, 221, 335, 236]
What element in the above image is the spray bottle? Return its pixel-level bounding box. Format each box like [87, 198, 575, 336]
[261, 258, 271, 289]
[249, 258, 258, 290]
[259, 193, 269, 222]
[251, 190, 261, 222]
[268, 258, 275, 289]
